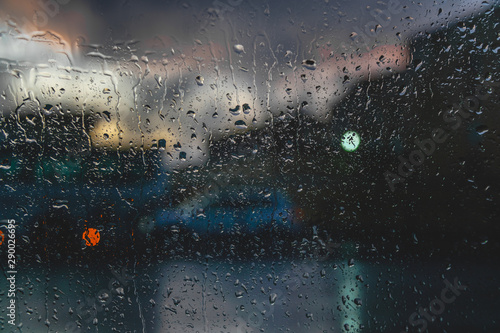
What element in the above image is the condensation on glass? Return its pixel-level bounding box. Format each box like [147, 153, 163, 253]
[0, 0, 498, 332]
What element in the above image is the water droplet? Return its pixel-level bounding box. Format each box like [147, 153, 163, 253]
[195, 75, 204, 86]
[269, 293, 277, 304]
[0, 159, 11, 170]
[230, 105, 240, 116]
[302, 59, 317, 70]
[242, 103, 251, 114]
[476, 125, 488, 135]
[102, 111, 111, 122]
[235, 120, 247, 130]
[155, 74, 163, 87]
[42, 104, 54, 115]
[415, 60, 423, 71]
[233, 44, 245, 54]
[98, 292, 109, 302]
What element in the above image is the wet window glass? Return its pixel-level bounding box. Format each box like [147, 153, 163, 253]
[0, 0, 499, 332]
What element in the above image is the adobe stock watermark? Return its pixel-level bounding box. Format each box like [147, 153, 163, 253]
[385, 79, 499, 192]
[340, 0, 403, 51]
[209, 0, 243, 18]
[202, 0, 243, 31]
[234, 263, 308, 333]
[15, 0, 72, 32]
[65, 266, 133, 333]
[179, 134, 261, 218]
[1, 219, 17, 326]
[401, 276, 467, 333]
[234, 235, 341, 332]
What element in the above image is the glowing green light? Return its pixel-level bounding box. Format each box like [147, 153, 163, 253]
[341, 131, 360, 152]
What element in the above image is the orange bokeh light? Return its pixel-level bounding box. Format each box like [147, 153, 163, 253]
[82, 228, 100, 246]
